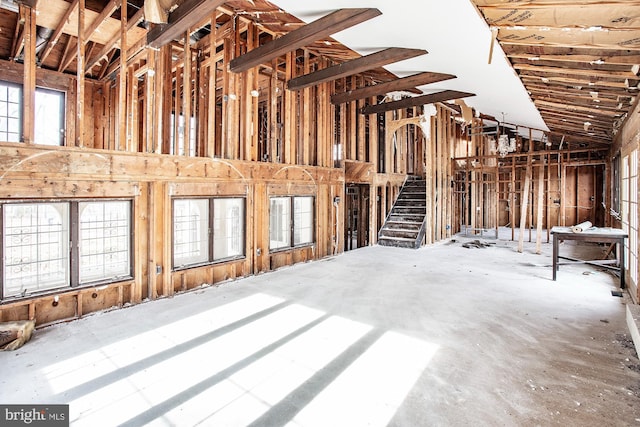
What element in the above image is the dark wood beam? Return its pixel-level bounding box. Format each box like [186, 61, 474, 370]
[360, 90, 474, 115]
[330, 71, 455, 104]
[147, 0, 226, 48]
[230, 8, 381, 73]
[17, 0, 38, 7]
[288, 48, 427, 91]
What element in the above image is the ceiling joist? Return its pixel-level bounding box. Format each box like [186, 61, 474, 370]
[147, 0, 226, 48]
[230, 8, 382, 73]
[360, 90, 474, 115]
[330, 71, 455, 104]
[288, 47, 427, 91]
[85, 6, 144, 73]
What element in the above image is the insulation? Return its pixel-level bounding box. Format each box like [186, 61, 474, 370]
[482, 5, 640, 28]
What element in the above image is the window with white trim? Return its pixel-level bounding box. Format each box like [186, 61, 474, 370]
[269, 196, 315, 250]
[172, 197, 245, 269]
[1, 200, 132, 299]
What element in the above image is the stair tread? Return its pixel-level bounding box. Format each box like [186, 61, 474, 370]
[378, 236, 417, 242]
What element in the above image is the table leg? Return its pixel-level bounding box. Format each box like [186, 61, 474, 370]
[552, 235, 558, 281]
[619, 240, 626, 289]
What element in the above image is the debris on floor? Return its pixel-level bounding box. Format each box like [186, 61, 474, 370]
[462, 239, 495, 249]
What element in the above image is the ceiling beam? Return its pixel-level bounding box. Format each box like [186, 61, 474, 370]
[360, 90, 474, 115]
[82, 0, 119, 45]
[514, 63, 637, 80]
[147, 0, 226, 48]
[521, 75, 634, 90]
[39, 0, 79, 64]
[230, 8, 381, 73]
[502, 44, 640, 64]
[330, 71, 455, 104]
[85, 6, 144, 72]
[534, 99, 622, 117]
[288, 47, 427, 91]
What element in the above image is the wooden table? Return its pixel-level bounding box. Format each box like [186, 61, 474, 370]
[550, 226, 628, 288]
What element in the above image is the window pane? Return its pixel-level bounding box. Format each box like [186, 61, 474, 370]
[35, 88, 64, 146]
[0, 82, 20, 142]
[8, 86, 20, 103]
[269, 197, 291, 250]
[173, 199, 209, 267]
[79, 201, 131, 283]
[294, 196, 314, 246]
[3, 203, 70, 297]
[213, 198, 244, 260]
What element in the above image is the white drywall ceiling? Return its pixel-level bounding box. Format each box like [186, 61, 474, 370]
[272, 0, 549, 132]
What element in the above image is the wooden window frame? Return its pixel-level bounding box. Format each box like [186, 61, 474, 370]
[0, 199, 134, 301]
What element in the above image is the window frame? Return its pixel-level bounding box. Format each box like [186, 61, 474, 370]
[269, 195, 316, 252]
[171, 196, 246, 271]
[0, 80, 66, 145]
[0, 199, 134, 300]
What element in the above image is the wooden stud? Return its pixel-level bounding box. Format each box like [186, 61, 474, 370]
[22, 5, 35, 144]
[518, 162, 532, 253]
[117, 0, 127, 151]
[536, 161, 545, 254]
[76, 0, 85, 147]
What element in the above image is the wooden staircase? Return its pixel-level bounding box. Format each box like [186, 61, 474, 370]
[378, 176, 427, 249]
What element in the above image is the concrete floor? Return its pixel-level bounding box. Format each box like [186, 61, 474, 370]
[1, 233, 640, 426]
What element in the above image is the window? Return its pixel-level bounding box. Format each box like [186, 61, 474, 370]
[622, 151, 638, 292]
[172, 197, 245, 269]
[173, 199, 210, 267]
[0, 81, 65, 145]
[269, 196, 315, 250]
[35, 88, 65, 146]
[169, 114, 197, 156]
[0, 82, 21, 142]
[79, 201, 131, 283]
[1, 200, 132, 299]
[213, 198, 244, 260]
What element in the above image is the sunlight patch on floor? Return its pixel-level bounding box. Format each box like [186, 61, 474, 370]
[40, 293, 284, 395]
[289, 331, 439, 427]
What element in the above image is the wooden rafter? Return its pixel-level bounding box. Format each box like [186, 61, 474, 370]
[520, 75, 634, 91]
[147, 0, 227, 48]
[83, 0, 120, 44]
[85, 6, 144, 73]
[39, 0, 79, 64]
[330, 71, 455, 104]
[10, 6, 25, 61]
[514, 64, 638, 80]
[229, 8, 381, 73]
[534, 99, 621, 117]
[360, 90, 474, 115]
[58, 37, 77, 72]
[288, 48, 427, 91]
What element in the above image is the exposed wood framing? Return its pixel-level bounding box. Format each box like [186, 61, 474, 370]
[288, 48, 428, 91]
[22, 5, 35, 144]
[331, 71, 456, 105]
[147, 0, 227, 48]
[230, 8, 381, 73]
[76, 0, 85, 147]
[361, 90, 475, 115]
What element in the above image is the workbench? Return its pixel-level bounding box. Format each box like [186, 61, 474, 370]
[550, 226, 628, 288]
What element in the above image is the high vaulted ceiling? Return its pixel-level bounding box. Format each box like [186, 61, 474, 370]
[1, 0, 638, 149]
[471, 0, 640, 147]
